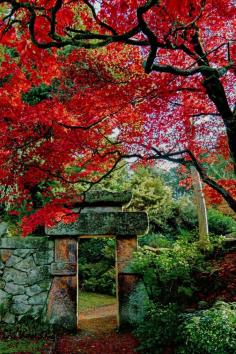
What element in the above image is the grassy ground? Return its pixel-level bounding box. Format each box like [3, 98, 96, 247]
[0, 338, 51, 354]
[78, 291, 117, 311]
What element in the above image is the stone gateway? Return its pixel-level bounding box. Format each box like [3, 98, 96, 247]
[0, 191, 148, 332]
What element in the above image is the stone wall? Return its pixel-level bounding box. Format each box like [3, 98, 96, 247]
[0, 237, 54, 325]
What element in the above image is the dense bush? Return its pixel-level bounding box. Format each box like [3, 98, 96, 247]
[178, 302, 236, 354]
[208, 208, 236, 235]
[131, 236, 236, 353]
[78, 238, 116, 295]
[131, 239, 206, 353]
[131, 241, 206, 305]
[135, 301, 236, 354]
[138, 232, 173, 248]
[134, 303, 180, 354]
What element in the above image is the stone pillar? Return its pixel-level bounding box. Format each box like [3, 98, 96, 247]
[47, 238, 78, 331]
[116, 235, 138, 328]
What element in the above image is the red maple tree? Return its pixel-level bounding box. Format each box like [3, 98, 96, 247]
[0, 0, 235, 233]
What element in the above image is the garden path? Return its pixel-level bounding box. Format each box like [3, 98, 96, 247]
[54, 304, 138, 354]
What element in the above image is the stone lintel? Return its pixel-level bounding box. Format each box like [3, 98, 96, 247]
[83, 190, 132, 206]
[51, 262, 77, 276]
[46, 212, 148, 237]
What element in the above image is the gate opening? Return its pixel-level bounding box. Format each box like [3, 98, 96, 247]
[77, 236, 118, 333]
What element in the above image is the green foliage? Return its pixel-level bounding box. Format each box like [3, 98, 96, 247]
[172, 196, 198, 233]
[125, 167, 174, 233]
[0, 296, 13, 317]
[131, 241, 205, 305]
[79, 238, 116, 295]
[0, 315, 54, 337]
[135, 303, 181, 354]
[0, 338, 47, 354]
[22, 80, 60, 106]
[208, 208, 236, 235]
[178, 302, 236, 354]
[138, 233, 173, 248]
[22, 83, 53, 105]
[79, 263, 116, 295]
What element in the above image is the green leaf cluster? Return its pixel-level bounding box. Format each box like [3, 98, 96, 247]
[178, 302, 236, 354]
[131, 240, 205, 305]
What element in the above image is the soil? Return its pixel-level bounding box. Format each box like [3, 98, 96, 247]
[53, 304, 139, 354]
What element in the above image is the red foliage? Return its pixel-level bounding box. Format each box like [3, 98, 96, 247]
[0, 0, 235, 233]
[21, 201, 78, 236]
[195, 252, 236, 304]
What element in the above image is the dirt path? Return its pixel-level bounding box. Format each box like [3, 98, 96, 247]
[54, 304, 139, 354]
[78, 304, 117, 334]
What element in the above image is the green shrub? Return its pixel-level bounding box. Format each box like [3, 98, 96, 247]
[208, 208, 236, 235]
[134, 303, 181, 354]
[178, 302, 236, 354]
[138, 233, 173, 248]
[79, 263, 116, 295]
[170, 196, 198, 234]
[0, 315, 55, 337]
[131, 241, 205, 305]
[78, 238, 116, 295]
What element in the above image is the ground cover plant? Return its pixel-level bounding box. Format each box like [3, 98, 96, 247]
[0, 338, 51, 354]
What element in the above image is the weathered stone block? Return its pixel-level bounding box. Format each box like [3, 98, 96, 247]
[13, 249, 33, 258]
[12, 302, 31, 315]
[26, 283, 49, 297]
[0, 289, 9, 302]
[5, 255, 22, 267]
[28, 292, 47, 305]
[0, 222, 8, 237]
[30, 304, 44, 317]
[47, 277, 77, 331]
[3, 313, 15, 324]
[3, 268, 28, 285]
[13, 294, 28, 303]
[5, 283, 25, 295]
[0, 249, 12, 263]
[116, 235, 137, 273]
[83, 190, 132, 206]
[117, 273, 141, 329]
[46, 212, 148, 236]
[33, 250, 54, 266]
[27, 266, 50, 285]
[0, 237, 50, 249]
[14, 256, 36, 272]
[0, 259, 4, 270]
[50, 262, 77, 276]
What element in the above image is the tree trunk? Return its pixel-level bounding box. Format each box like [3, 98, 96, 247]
[191, 166, 210, 250]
